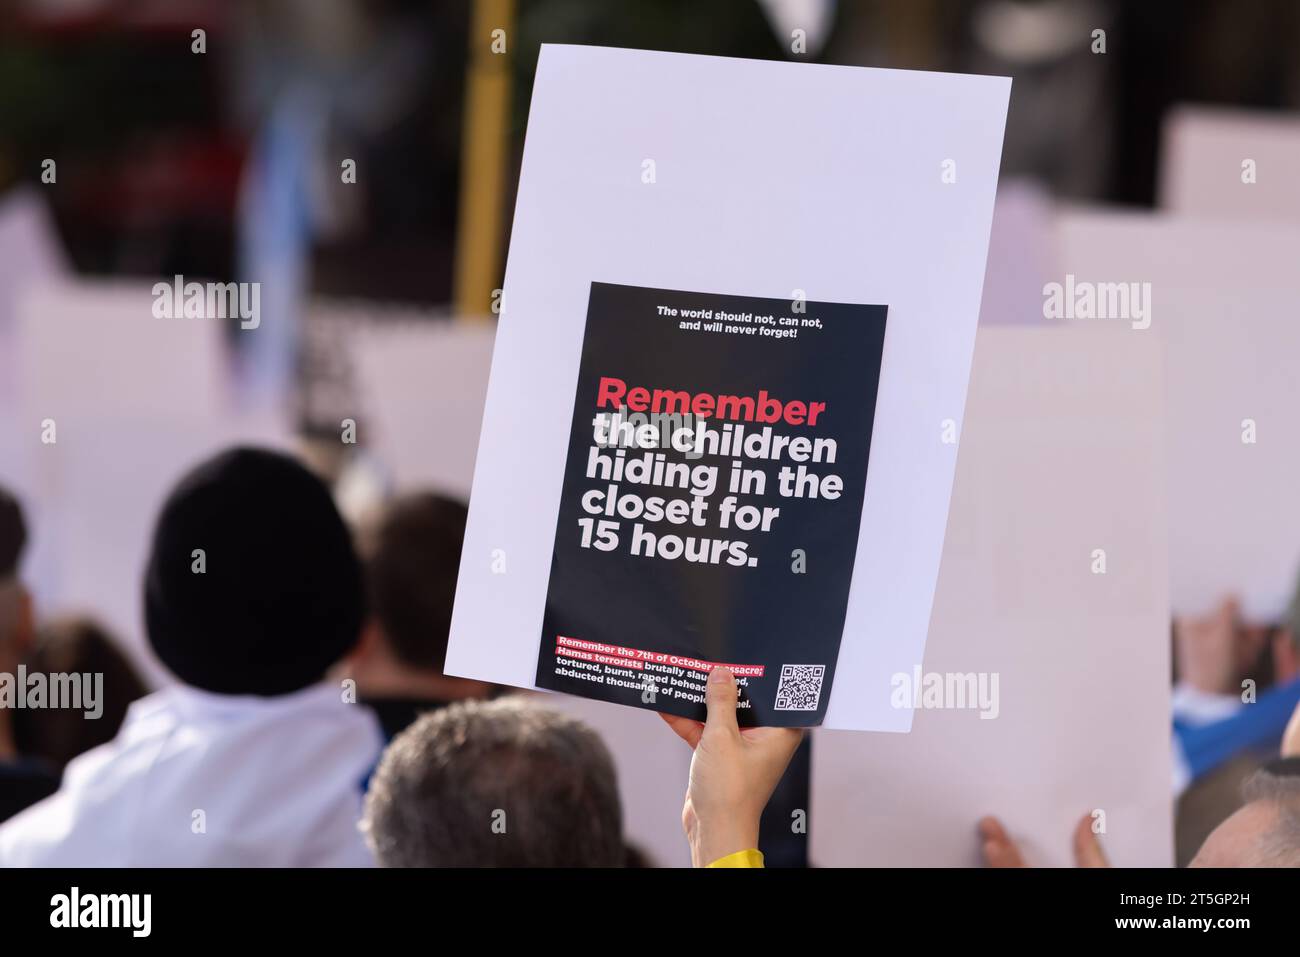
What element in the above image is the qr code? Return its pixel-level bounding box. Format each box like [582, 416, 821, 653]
[774, 664, 825, 711]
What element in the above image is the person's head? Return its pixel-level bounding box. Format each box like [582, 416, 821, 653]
[13, 616, 149, 767]
[361, 697, 624, 867]
[1190, 759, 1300, 867]
[0, 485, 35, 675]
[356, 492, 467, 674]
[144, 447, 364, 696]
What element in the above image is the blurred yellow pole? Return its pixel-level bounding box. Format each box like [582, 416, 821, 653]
[453, 0, 514, 321]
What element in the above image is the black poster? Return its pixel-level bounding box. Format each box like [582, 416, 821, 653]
[536, 282, 887, 726]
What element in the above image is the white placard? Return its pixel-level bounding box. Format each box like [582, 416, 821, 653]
[446, 45, 1010, 731]
[812, 326, 1172, 866]
[349, 319, 496, 498]
[0, 188, 68, 402]
[16, 279, 226, 424]
[1160, 106, 1300, 220]
[1055, 210, 1300, 622]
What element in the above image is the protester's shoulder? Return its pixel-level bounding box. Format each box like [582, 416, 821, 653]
[49, 689, 178, 780]
[0, 759, 60, 825]
[289, 683, 387, 743]
[111, 687, 185, 740]
[0, 714, 164, 859]
[168, 682, 385, 765]
[0, 698, 174, 836]
[0, 779, 77, 866]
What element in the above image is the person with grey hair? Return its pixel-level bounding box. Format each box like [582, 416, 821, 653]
[1188, 757, 1300, 866]
[362, 696, 625, 867]
[0, 485, 59, 823]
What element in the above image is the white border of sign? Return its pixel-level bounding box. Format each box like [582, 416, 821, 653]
[446, 45, 1010, 731]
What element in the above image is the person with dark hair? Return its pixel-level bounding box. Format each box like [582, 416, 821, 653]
[362, 697, 624, 867]
[347, 492, 493, 740]
[13, 616, 149, 770]
[0, 485, 59, 824]
[0, 448, 384, 866]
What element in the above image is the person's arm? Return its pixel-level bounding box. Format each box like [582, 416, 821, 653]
[660, 666, 804, 868]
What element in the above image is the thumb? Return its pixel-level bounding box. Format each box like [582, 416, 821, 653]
[704, 666, 740, 738]
[1073, 814, 1110, 868]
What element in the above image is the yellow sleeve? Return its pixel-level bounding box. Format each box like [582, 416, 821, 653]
[706, 849, 765, 868]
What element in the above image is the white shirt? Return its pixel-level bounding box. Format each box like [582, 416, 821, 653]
[0, 682, 384, 866]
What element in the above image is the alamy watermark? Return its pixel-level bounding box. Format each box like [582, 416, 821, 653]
[1042, 274, 1151, 330]
[152, 274, 260, 329]
[0, 666, 103, 719]
[891, 666, 1000, 719]
[50, 887, 151, 937]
